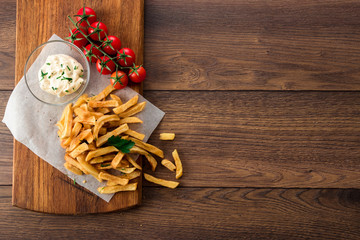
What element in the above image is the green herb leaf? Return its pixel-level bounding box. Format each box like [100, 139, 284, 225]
[81, 69, 83, 72]
[100, 163, 110, 167]
[61, 77, 73, 81]
[80, 74, 84, 78]
[74, 66, 78, 70]
[61, 64, 63, 68]
[46, 62, 51, 65]
[51, 87, 58, 91]
[73, 179, 76, 185]
[65, 90, 69, 93]
[67, 65, 71, 71]
[107, 136, 134, 153]
[40, 70, 48, 80]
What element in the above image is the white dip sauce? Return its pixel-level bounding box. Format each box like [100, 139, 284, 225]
[39, 54, 84, 97]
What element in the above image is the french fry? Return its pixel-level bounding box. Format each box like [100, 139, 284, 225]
[74, 108, 104, 119]
[119, 117, 143, 124]
[111, 151, 125, 169]
[126, 154, 142, 170]
[93, 115, 120, 140]
[97, 107, 111, 114]
[60, 103, 73, 139]
[161, 159, 176, 172]
[94, 162, 112, 170]
[130, 146, 157, 171]
[96, 124, 129, 147]
[128, 137, 164, 158]
[144, 173, 179, 189]
[88, 100, 119, 108]
[74, 115, 96, 125]
[77, 154, 102, 182]
[118, 101, 146, 118]
[99, 127, 107, 135]
[62, 122, 83, 147]
[98, 183, 137, 194]
[160, 133, 175, 140]
[110, 94, 122, 105]
[89, 154, 116, 164]
[64, 162, 83, 175]
[98, 172, 129, 186]
[85, 146, 119, 162]
[113, 95, 138, 114]
[172, 149, 183, 179]
[67, 129, 92, 152]
[106, 170, 141, 186]
[94, 84, 115, 101]
[116, 167, 136, 174]
[64, 154, 89, 174]
[73, 93, 88, 108]
[124, 129, 145, 140]
[69, 142, 89, 158]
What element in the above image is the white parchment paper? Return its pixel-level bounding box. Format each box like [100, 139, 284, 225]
[2, 34, 165, 202]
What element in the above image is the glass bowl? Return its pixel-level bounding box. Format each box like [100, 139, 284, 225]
[24, 40, 90, 105]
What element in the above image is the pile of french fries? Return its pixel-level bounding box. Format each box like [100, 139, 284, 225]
[56, 85, 183, 194]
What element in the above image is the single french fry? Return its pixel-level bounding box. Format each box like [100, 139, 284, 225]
[160, 133, 175, 140]
[124, 129, 145, 140]
[144, 173, 179, 189]
[128, 137, 164, 158]
[69, 142, 89, 158]
[172, 149, 183, 179]
[126, 154, 142, 170]
[107, 170, 141, 186]
[99, 127, 107, 135]
[74, 108, 104, 119]
[94, 84, 115, 101]
[110, 94, 122, 105]
[77, 154, 101, 182]
[83, 124, 91, 129]
[161, 159, 176, 172]
[85, 146, 119, 162]
[64, 154, 88, 174]
[96, 124, 129, 147]
[89, 154, 116, 164]
[67, 129, 92, 152]
[60, 103, 73, 139]
[93, 115, 120, 140]
[111, 151, 125, 169]
[64, 162, 83, 175]
[98, 172, 129, 186]
[98, 183, 137, 194]
[130, 146, 157, 171]
[74, 115, 96, 125]
[118, 102, 146, 118]
[94, 162, 112, 169]
[88, 100, 119, 108]
[73, 93, 88, 108]
[113, 95, 138, 114]
[97, 107, 111, 114]
[116, 167, 136, 174]
[119, 117, 143, 124]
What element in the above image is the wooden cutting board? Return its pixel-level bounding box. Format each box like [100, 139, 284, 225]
[13, 0, 144, 214]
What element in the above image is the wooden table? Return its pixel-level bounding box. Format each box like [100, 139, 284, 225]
[1, 0, 360, 238]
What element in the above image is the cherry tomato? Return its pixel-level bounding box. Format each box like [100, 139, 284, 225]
[66, 28, 88, 49]
[110, 71, 128, 89]
[88, 21, 108, 41]
[83, 44, 103, 63]
[128, 65, 146, 83]
[76, 7, 97, 28]
[102, 36, 122, 55]
[117, 48, 136, 67]
[96, 56, 115, 75]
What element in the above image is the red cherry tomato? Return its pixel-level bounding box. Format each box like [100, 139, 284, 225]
[76, 7, 97, 28]
[128, 65, 146, 83]
[110, 71, 128, 89]
[66, 28, 88, 49]
[117, 48, 136, 67]
[88, 21, 108, 41]
[83, 44, 103, 63]
[102, 36, 122, 55]
[96, 56, 115, 75]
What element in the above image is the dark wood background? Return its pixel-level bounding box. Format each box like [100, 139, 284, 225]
[1, 0, 360, 239]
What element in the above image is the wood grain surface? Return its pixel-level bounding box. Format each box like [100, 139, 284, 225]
[143, 0, 360, 91]
[1, 186, 360, 239]
[1, 0, 360, 238]
[13, 0, 144, 214]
